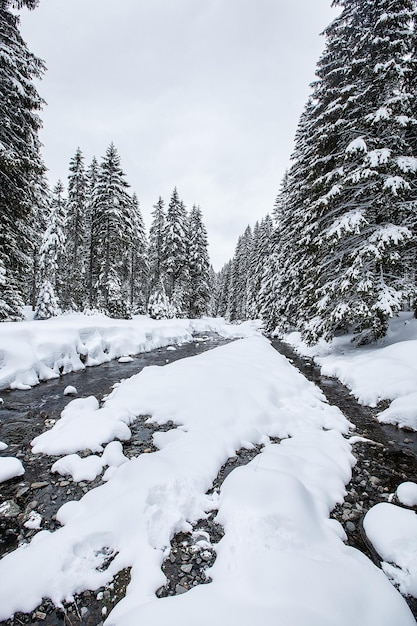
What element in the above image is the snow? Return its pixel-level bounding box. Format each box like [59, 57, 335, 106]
[383, 175, 410, 195]
[63, 385, 77, 396]
[0, 441, 7, 451]
[0, 312, 261, 391]
[285, 312, 417, 430]
[363, 503, 417, 598]
[0, 336, 412, 623]
[0, 456, 25, 483]
[118, 356, 133, 363]
[51, 442, 128, 482]
[345, 137, 367, 154]
[24, 511, 43, 530]
[396, 482, 417, 508]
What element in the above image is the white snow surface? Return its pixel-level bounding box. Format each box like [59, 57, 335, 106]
[0, 456, 25, 483]
[396, 482, 417, 508]
[0, 312, 260, 391]
[0, 336, 413, 624]
[285, 312, 417, 430]
[364, 503, 417, 598]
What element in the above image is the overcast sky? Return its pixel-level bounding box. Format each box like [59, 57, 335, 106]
[19, 0, 337, 270]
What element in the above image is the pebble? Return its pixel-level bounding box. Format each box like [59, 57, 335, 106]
[33, 610, 46, 620]
[59, 481, 70, 487]
[31, 481, 49, 490]
[175, 584, 188, 595]
[180, 563, 193, 574]
[345, 521, 356, 533]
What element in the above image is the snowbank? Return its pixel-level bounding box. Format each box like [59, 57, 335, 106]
[285, 312, 417, 429]
[0, 337, 413, 624]
[364, 502, 417, 598]
[0, 313, 261, 391]
[0, 456, 25, 484]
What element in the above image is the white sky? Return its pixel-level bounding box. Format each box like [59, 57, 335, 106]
[19, 0, 337, 270]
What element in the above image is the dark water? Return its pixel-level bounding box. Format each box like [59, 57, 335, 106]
[0, 334, 232, 450]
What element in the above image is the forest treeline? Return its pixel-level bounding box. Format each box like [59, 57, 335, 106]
[1, 0, 417, 344]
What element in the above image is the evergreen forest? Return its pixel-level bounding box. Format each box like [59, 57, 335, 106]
[1, 0, 417, 345]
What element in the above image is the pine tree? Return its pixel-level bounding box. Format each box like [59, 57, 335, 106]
[188, 205, 211, 318]
[38, 180, 66, 303]
[91, 143, 133, 318]
[65, 147, 87, 310]
[128, 193, 149, 313]
[85, 156, 99, 309]
[0, 0, 45, 320]
[229, 226, 252, 321]
[148, 196, 166, 292]
[247, 215, 273, 319]
[215, 261, 232, 318]
[162, 188, 189, 314]
[34, 279, 61, 320]
[266, 0, 417, 343]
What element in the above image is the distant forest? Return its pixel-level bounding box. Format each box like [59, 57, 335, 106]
[1, 0, 417, 344]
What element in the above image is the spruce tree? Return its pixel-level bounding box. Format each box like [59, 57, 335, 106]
[229, 226, 252, 321]
[0, 0, 45, 320]
[188, 205, 211, 318]
[162, 188, 189, 314]
[148, 196, 166, 294]
[128, 193, 149, 313]
[267, 0, 417, 343]
[91, 143, 132, 318]
[39, 180, 66, 300]
[85, 156, 99, 309]
[65, 147, 87, 310]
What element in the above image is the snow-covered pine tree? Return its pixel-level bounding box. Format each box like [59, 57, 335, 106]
[148, 196, 166, 293]
[306, 0, 417, 342]
[162, 188, 189, 315]
[259, 176, 292, 332]
[64, 147, 87, 310]
[188, 205, 211, 318]
[85, 156, 99, 309]
[147, 279, 176, 319]
[214, 260, 232, 318]
[229, 226, 252, 321]
[0, 258, 24, 321]
[269, 0, 417, 343]
[91, 143, 133, 319]
[34, 279, 61, 320]
[128, 193, 149, 313]
[247, 215, 273, 319]
[38, 180, 66, 301]
[0, 0, 46, 320]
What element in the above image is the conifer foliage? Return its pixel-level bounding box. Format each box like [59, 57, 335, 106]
[257, 0, 417, 342]
[0, 0, 45, 320]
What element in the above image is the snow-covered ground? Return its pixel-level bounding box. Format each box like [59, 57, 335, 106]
[0, 312, 260, 391]
[285, 312, 417, 430]
[0, 336, 413, 624]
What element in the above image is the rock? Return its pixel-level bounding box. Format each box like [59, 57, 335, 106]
[175, 584, 188, 595]
[0, 499, 21, 518]
[31, 481, 49, 490]
[33, 610, 46, 620]
[345, 521, 356, 533]
[15, 485, 30, 498]
[180, 563, 193, 574]
[59, 481, 70, 487]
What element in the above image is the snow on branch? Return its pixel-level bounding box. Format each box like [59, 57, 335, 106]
[326, 209, 368, 240]
[345, 137, 368, 154]
[383, 175, 410, 195]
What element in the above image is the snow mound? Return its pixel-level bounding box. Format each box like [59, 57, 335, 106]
[396, 482, 417, 507]
[63, 385, 77, 396]
[0, 457, 25, 483]
[364, 502, 417, 598]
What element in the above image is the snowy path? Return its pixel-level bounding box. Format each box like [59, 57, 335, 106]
[0, 336, 414, 625]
